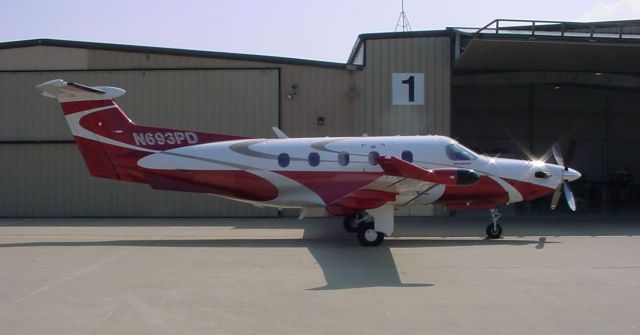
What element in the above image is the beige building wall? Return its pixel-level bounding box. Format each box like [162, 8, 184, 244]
[1, 69, 279, 140]
[0, 44, 363, 217]
[361, 36, 451, 136]
[280, 66, 361, 137]
[0, 67, 281, 217]
[0, 35, 453, 217]
[0, 144, 273, 217]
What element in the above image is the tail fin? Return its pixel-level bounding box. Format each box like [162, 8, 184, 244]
[36, 79, 248, 182]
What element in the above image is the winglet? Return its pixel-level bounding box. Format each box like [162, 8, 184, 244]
[272, 127, 289, 139]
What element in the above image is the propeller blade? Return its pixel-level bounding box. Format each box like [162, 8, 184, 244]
[563, 180, 576, 211]
[552, 143, 564, 167]
[550, 185, 562, 210]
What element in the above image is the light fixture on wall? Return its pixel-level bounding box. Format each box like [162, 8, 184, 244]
[287, 84, 299, 100]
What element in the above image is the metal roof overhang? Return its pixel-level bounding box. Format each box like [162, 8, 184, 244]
[455, 36, 640, 74]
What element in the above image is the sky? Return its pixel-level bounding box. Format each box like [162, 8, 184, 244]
[2, 0, 640, 63]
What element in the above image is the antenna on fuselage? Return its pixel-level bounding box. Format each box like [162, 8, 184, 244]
[272, 127, 289, 139]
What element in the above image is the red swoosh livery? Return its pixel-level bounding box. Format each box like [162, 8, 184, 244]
[36, 79, 582, 246]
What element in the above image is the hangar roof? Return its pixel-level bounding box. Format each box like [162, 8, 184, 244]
[0, 38, 348, 69]
[347, 19, 640, 74]
[452, 19, 640, 74]
[347, 30, 450, 64]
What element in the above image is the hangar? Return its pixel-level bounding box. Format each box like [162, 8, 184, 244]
[0, 19, 638, 217]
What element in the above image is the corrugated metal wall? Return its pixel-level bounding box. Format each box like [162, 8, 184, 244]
[0, 68, 280, 217]
[2, 69, 278, 140]
[280, 66, 360, 137]
[361, 37, 451, 136]
[0, 144, 275, 217]
[0, 36, 453, 217]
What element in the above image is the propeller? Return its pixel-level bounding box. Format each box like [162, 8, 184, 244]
[550, 141, 578, 211]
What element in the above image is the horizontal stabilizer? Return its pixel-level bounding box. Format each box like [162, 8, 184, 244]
[35, 79, 125, 102]
[376, 156, 480, 186]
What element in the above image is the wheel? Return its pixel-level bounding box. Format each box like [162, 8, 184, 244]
[485, 223, 503, 239]
[357, 221, 385, 247]
[343, 215, 359, 233]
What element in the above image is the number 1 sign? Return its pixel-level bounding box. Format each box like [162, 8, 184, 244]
[392, 73, 424, 105]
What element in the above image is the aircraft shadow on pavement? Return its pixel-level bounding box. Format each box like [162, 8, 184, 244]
[0, 237, 546, 290]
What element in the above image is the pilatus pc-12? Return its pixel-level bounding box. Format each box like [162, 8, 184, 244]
[37, 79, 581, 246]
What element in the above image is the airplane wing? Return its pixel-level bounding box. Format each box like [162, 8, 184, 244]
[327, 156, 481, 215]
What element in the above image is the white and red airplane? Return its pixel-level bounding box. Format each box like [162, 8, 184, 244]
[36, 79, 581, 246]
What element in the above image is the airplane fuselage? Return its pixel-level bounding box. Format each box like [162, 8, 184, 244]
[133, 135, 574, 213]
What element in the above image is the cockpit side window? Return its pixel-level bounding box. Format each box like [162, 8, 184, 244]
[445, 143, 477, 161]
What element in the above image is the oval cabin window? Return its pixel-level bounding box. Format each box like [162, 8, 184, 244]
[338, 151, 350, 166]
[308, 152, 320, 167]
[401, 150, 413, 163]
[278, 153, 290, 168]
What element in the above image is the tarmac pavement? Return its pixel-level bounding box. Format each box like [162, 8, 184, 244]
[0, 215, 638, 335]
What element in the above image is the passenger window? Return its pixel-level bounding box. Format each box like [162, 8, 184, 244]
[368, 151, 380, 165]
[401, 150, 413, 163]
[278, 153, 290, 167]
[308, 152, 320, 167]
[445, 143, 477, 161]
[338, 151, 350, 166]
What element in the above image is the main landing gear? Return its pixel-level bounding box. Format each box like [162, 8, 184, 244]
[357, 220, 385, 247]
[485, 208, 503, 239]
[343, 213, 385, 246]
[345, 204, 395, 247]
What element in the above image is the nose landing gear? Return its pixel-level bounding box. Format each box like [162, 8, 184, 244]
[485, 208, 503, 239]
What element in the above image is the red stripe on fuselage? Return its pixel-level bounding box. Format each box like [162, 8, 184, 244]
[277, 171, 384, 205]
[438, 175, 508, 204]
[75, 138, 278, 201]
[77, 109, 247, 151]
[61, 100, 116, 115]
[438, 175, 555, 205]
[142, 169, 279, 201]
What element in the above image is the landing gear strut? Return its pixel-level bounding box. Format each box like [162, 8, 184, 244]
[485, 209, 503, 239]
[343, 213, 367, 233]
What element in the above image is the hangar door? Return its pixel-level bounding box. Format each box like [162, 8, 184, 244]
[0, 69, 280, 217]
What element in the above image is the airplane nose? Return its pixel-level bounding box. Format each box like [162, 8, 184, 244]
[564, 168, 582, 182]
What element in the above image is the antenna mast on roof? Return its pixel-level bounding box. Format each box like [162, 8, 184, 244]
[395, 0, 412, 32]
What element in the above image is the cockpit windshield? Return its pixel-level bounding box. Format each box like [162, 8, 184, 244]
[445, 143, 478, 161]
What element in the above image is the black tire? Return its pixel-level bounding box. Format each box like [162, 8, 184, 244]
[357, 221, 385, 247]
[485, 223, 503, 239]
[343, 215, 359, 233]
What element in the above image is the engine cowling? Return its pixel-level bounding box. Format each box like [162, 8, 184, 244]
[376, 156, 480, 186]
[428, 168, 480, 186]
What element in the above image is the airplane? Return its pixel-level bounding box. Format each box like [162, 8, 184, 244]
[36, 79, 582, 247]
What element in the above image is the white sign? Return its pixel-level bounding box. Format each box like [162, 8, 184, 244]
[392, 73, 424, 105]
